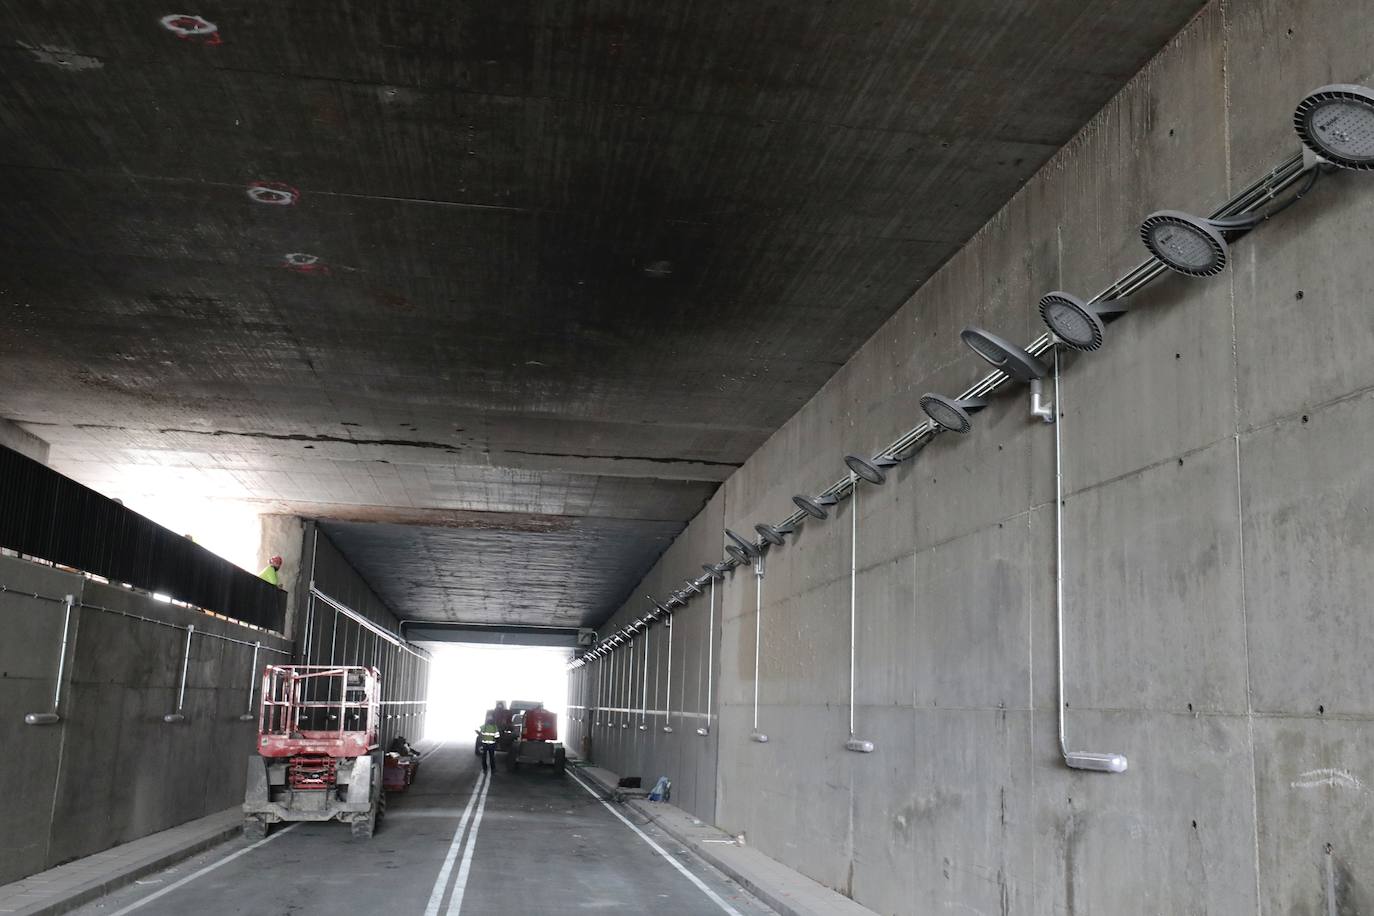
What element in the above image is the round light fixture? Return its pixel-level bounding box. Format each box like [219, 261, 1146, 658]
[919, 393, 988, 434]
[754, 523, 790, 546]
[844, 454, 895, 485]
[1039, 291, 1105, 352]
[1139, 210, 1229, 277]
[725, 528, 760, 558]
[960, 327, 1047, 381]
[1294, 84, 1374, 170]
[792, 494, 835, 520]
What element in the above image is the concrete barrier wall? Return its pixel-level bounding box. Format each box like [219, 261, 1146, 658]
[575, 1, 1374, 911]
[0, 554, 291, 885]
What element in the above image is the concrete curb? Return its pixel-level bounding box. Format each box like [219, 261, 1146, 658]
[571, 761, 875, 916]
[0, 810, 243, 916]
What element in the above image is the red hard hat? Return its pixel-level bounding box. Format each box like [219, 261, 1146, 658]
[270, 555, 283, 566]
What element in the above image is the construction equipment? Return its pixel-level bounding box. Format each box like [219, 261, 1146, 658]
[505, 702, 566, 773]
[242, 665, 386, 839]
[383, 736, 421, 792]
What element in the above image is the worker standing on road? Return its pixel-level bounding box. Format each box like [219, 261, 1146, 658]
[477, 715, 500, 774]
[258, 555, 284, 587]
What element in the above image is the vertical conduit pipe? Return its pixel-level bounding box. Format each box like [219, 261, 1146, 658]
[698, 577, 714, 736]
[238, 641, 261, 721]
[625, 638, 634, 729]
[846, 476, 876, 753]
[751, 555, 768, 743]
[663, 610, 675, 733]
[640, 627, 650, 730]
[595, 654, 604, 726]
[164, 624, 194, 723]
[1054, 347, 1128, 774]
[24, 594, 75, 726]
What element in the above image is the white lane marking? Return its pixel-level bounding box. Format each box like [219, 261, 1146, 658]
[566, 770, 743, 916]
[418, 740, 448, 761]
[444, 764, 494, 914]
[423, 769, 487, 916]
[106, 824, 299, 915]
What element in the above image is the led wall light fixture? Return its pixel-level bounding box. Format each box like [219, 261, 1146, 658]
[1038, 291, 1128, 352]
[1139, 210, 1232, 276]
[725, 528, 760, 559]
[960, 327, 1048, 381]
[793, 493, 838, 519]
[755, 522, 794, 546]
[844, 454, 898, 485]
[1294, 84, 1374, 170]
[919, 393, 988, 434]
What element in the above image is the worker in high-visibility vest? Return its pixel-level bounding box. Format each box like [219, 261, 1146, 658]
[477, 715, 500, 774]
[258, 555, 283, 587]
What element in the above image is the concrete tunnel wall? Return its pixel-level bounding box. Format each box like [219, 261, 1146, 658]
[296, 521, 432, 751]
[0, 554, 291, 885]
[572, 0, 1374, 911]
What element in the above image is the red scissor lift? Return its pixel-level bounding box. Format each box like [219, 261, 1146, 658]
[242, 665, 386, 839]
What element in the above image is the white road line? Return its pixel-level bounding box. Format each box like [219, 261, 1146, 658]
[566, 770, 744, 916]
[106, 823, 299, 916]
[423, 769, 487, 916]
[418, 740, 448, 760]
[444, 764, 494, 914]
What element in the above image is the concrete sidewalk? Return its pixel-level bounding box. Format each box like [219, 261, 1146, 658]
[572, 760, 876, 916]
[0, 809, 242, 916]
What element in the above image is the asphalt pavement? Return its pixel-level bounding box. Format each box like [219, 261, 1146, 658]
[68, 743, 774, 916]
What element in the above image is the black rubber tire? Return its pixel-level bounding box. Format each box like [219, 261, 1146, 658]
[554, 749, 567, 774]
[243, 816, 268, 840]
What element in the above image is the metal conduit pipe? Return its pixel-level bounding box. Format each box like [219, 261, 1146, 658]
[1053, 347, 1128, 774]
[163, 624, 195, 723]
[663, 608, 675, 733]
[238, 641, 262, 722]
[24, 593, 75, 726]
[846, 477, 876, 754]
[594, 654, 604, 726]
[697, 576, 715, 737]
[750, 554, 768, 743]
[639, 626, 650, 730]
[623, 639, 632, 728]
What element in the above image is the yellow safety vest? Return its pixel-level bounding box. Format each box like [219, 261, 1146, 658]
[258, 565, 279, 586]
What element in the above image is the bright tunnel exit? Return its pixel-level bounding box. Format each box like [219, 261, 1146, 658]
[421, 643, 571, 742]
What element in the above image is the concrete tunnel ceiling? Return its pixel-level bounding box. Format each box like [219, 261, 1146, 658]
[0, 1, 1207, 630]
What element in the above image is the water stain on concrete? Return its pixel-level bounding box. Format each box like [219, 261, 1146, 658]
[18, 42, 104, 70]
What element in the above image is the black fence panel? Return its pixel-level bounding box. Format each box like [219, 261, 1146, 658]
[0, 445, 286, 631]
